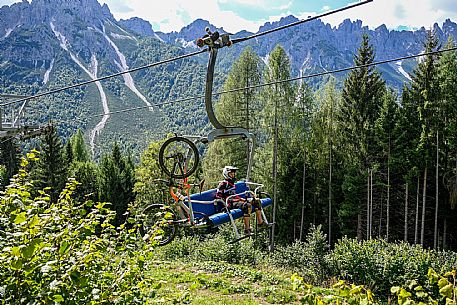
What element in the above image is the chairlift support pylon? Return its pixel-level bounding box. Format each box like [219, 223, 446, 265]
[198, 28, 255, 180]
[0, 94, 51, 140]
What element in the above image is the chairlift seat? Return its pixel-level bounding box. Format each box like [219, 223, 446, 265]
[185, 181, 272, 227]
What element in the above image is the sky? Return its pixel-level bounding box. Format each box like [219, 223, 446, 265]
[1, 0, 457, 33]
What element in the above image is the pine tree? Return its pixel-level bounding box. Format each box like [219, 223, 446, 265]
[72, 129, 89, 163]
[403, 30, 441, 246]
[0, 138, 20, 188]
[339, 33, 386, 240]
[373, 89, 400, 240]
[98, 142, 135, 227]
[32, 126, 68, 202]
[255, 45, 306, 244]
[64, 140, 73, 165]
[437, 36, 457, 249]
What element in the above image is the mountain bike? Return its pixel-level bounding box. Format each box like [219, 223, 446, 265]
[139, 178, 273, 246]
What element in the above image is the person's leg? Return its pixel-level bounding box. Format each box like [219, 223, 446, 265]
[255, 209, 263, 224]
[243, 215, 251, 234]
[241, 202, 252, 234]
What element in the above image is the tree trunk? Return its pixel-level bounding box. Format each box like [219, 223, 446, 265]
[370, 169, 373, 239]
[328, 93, 333, 245]
[415, 176, 420, 245]
[387, 136, 391, 241]
[300, 148, 306, 241]
[404, 182, 409, 242]
[328, 140, 332, 245]
[270, 89, 279, 252]
[367, 169, 370, 240]
[421, 167, 427, 246]
[434, 131, 439, 249]
[443, 217, 447, 250]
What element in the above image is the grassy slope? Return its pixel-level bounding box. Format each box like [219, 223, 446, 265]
[147, 259, 302, 304]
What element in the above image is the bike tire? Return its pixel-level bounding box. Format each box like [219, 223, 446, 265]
[158, 136, 200, 179]
[140, 204, 177, 246]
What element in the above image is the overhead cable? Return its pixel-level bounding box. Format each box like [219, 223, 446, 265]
[0, 48, 209, 107]
[2, 1, 374, 108]
[51, 46, 457, 126]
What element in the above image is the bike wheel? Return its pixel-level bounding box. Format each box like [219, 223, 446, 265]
[159, 136, 199, 179]
[140, 204, 177, 246]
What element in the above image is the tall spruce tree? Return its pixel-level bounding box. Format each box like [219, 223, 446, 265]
[339, 33, 386, 240]
[0, 138, 20, 188]
[373, 89, 400, 240]
[402, 30, 440, 246]
[98, 142, 135, 227]
[437, 37, 457, 249]
[71, 129, 89, 163]
[310, 79, 343, 243]
[65, 130, 99, 203]
[32, 126, 68, 202]
[255, 45, 302, 244]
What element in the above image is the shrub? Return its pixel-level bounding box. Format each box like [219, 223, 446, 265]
[156, 225, 263, 265]
[327, 237, 457, 299]
[267, 225, 330, 284]
[391, 269, 457, 305]
[0, 152, 154, 304]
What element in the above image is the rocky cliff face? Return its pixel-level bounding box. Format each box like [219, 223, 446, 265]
[153, 15, 457, 89]
[118, 17, 155, 37]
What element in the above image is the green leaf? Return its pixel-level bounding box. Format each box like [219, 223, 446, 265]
[59, 241, 70, 255]
[439, 284, 453, 299]
[439, 278, 449, 289]
[28, 215, 40, 228]
[415, 291, 428, 298]
[14, 212, 27, 224]
[11, 259, 23, 270]
[399, 288, 412, 298]
[21, 243, 36, 259]
[391, 286, 401, 294]
[53, 295, 64, 303]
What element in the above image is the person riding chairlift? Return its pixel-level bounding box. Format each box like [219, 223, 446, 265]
[216, 166, 268, 235]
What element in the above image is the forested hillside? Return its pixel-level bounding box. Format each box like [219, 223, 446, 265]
[1, 1, 457, 303]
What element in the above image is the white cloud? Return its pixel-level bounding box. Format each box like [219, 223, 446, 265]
[98, 0, 457, 33]
[320, 0, 457, 30]
[99, 0, 266, 33]
[2, 0, 457, 33]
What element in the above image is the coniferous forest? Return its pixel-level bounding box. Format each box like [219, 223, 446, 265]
[1, 30, 457, 304]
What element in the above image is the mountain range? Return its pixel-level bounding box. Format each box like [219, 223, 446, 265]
[0, 0, 456, 157]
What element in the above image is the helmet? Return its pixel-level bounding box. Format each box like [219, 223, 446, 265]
[222, 166, 238, 179]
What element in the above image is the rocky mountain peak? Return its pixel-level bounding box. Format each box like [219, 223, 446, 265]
[119, 17, 155, 37]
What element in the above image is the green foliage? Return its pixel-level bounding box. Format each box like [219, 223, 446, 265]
[268, 225, 329, 284]
[292, 273, 377, 305]
[155, 226, 263, 266]
[134, 138, 166, 208]
[0, 165, 7, 189]
[327, 237, 457, 298]
[391, 269, 457, 305]
[70, 129, 90, 163]
[98, 142, 135, 227]
[68, 161, 99, 203]
[30, 126, 68, 202]
[0, 152, 154, 304]
[0, 138, 20, 188]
